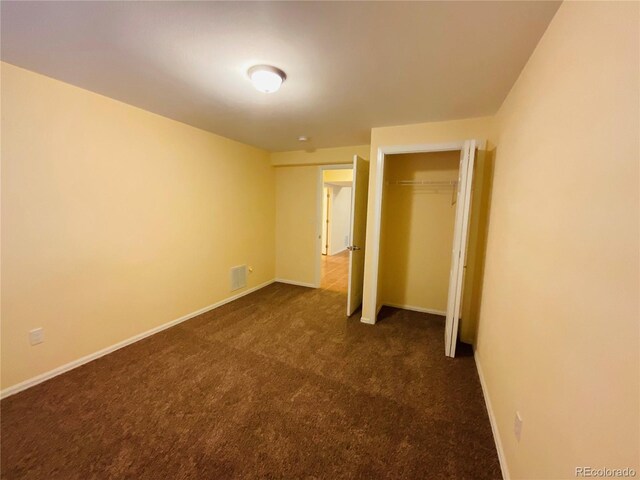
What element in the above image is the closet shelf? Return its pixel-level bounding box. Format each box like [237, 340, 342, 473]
[386, 180, 458, 187]
[386, 179, 459, 205]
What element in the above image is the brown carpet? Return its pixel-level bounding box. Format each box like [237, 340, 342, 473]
[1, 254, 501, 479]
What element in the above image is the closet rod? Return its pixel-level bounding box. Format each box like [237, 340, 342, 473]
[386, 179, 459, 205]
[386, 180, 458, 186]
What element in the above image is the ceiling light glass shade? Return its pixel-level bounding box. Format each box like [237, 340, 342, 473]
[248, 65, 286, 93]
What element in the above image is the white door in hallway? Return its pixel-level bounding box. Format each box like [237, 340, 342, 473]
[346, 155, 369, 316]
[444, 140, 477, 357]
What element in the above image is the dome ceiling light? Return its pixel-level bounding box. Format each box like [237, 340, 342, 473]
[247, 65, 286, 93]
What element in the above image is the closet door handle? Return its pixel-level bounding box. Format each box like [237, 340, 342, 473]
[347, 245, 361, 251]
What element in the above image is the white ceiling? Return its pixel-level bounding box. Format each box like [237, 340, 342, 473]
[1, 1, 560, 152]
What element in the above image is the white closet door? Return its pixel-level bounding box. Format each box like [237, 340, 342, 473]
[444, 140, 476, 357]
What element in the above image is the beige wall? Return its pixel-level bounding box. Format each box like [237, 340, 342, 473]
[323, 169, 353, 183]
[379, 151, 458, 313]
[275, 166, 319, 286]
[1, 63, 276, 390]
[271, 145, 369, 166]
[328, 186, 352, 256]
[274, 147, 366, 286]
[476, 2, 639, 478]
[362, 116, 494, 321]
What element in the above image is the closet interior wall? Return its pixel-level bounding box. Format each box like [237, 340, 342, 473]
[379, 151, 460, 316]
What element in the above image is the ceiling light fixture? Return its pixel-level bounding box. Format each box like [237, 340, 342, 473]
[248, 65, 286, 93]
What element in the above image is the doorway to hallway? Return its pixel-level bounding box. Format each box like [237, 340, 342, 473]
[321, 250, 349, 293]
[320, 167, 353, 294]
[315, 157, 369, 316]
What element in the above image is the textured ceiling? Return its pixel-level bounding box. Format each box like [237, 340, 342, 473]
[1, 1, 560, 151]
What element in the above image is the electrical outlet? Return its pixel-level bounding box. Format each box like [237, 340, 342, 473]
[29, 328, 44, 346]
[514, 411, 523, 442]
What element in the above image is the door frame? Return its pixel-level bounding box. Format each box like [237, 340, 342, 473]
[322, 186, 330, 256]
[361, 140, 485, 352]
[315, 164, 354, 288]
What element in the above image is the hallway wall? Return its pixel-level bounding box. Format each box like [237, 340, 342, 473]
[327, 186, 352, 256]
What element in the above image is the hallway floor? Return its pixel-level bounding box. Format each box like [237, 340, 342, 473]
[321, 250, 349, 293]
[1, 263, 501, 479]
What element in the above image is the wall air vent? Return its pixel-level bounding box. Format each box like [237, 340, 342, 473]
[230, 265, 247, 291]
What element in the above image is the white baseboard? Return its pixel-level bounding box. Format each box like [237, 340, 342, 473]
[0, 279, 276, 400]
[274, 278, 316, 288]
[382, 303, 446, 317]
[474, 350, 509, 480]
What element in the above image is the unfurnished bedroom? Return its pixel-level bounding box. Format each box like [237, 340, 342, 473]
[1, 1, 638, 479]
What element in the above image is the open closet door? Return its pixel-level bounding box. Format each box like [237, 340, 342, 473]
[445, 140, 476, 357]
[346, 155, 369, 316]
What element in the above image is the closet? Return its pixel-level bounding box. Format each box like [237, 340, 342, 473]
[378, 150, 460, 318]
[362, 139, 490, 357]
